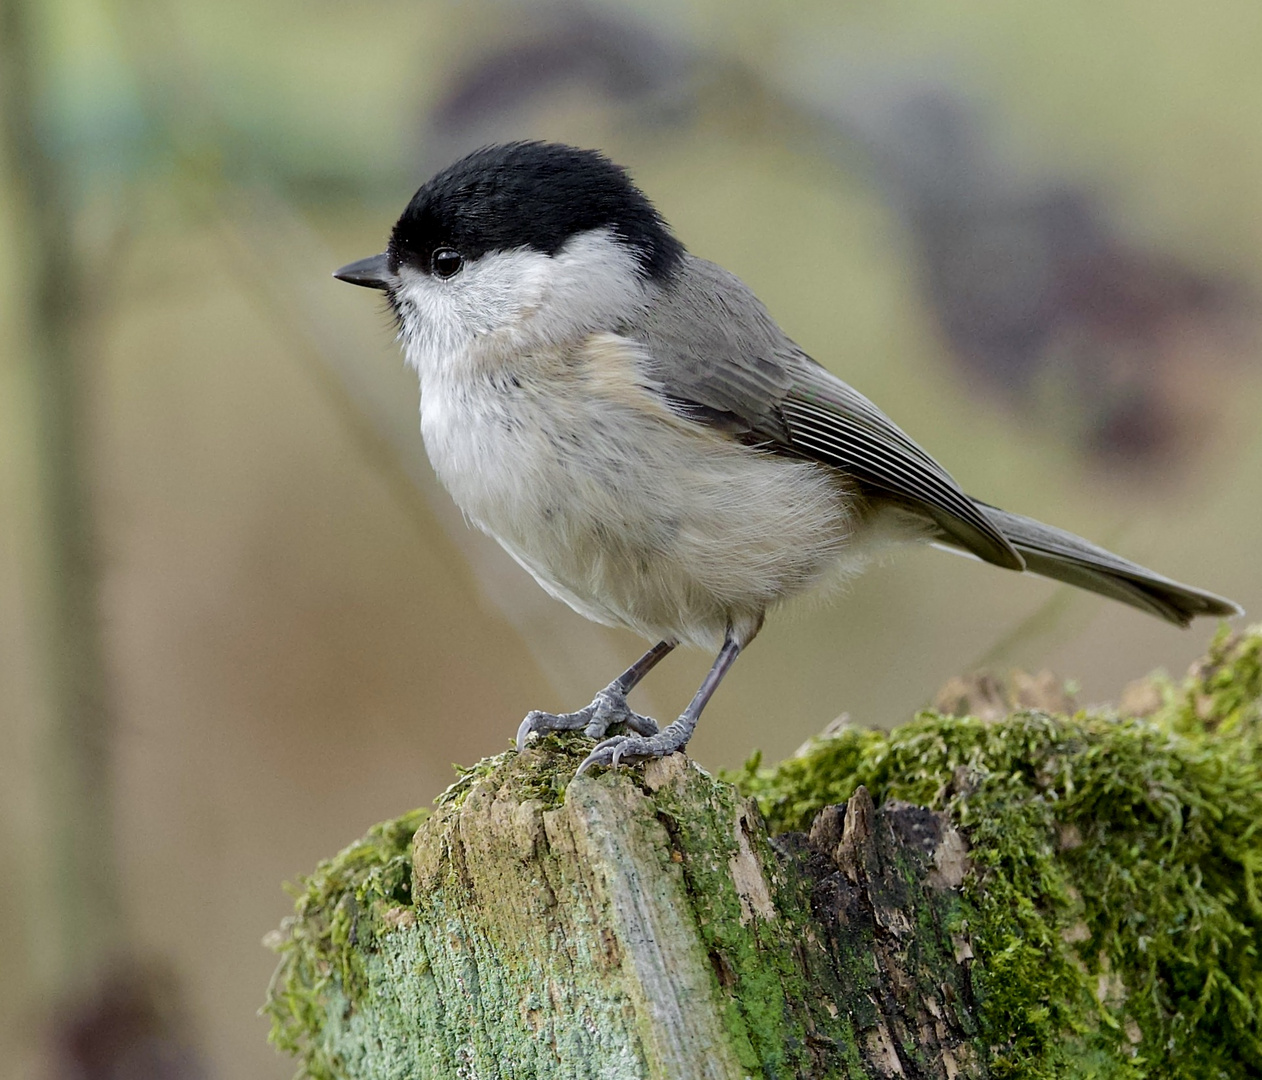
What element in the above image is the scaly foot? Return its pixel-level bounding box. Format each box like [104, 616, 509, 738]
[575, 718, 693, 774]
[516, 687, 658, 752]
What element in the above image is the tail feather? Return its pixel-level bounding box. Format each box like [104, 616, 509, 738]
[945, 501, 1242, 628]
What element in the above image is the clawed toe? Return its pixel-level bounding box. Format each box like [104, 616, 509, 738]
[516, 708, 590, 752]
[584, 691, 658, 739]
[576, 736, 640, 775]
[621, 711, 659, 737]
[574, 721, 690, 775]
[517, 691, 659, 753]
[517, 636, 731, 774]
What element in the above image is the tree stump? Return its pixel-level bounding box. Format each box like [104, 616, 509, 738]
[266, 628, 1262, 1079]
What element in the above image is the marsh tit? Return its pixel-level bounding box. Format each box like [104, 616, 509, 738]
[334, 141, 1241, 774]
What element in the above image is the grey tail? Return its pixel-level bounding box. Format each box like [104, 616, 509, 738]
[938, 501, 1243, 628]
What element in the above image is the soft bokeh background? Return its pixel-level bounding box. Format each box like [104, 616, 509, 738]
[3, 0, 1261, 1075]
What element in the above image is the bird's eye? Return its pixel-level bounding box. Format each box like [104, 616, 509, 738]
[431, 248, 463, 279]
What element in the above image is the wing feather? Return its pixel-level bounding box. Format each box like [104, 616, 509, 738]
[631, 255, 1023, 570]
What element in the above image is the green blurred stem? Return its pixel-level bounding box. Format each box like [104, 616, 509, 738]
[0, 0, 124, 991]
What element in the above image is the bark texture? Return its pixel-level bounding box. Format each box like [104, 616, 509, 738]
[266, 627, 1262, 1080]
[269, 747, 984, 1079]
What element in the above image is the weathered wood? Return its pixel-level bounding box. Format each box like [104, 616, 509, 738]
[266, 627, 1262, 1080]
[268, 746, 985, 1078]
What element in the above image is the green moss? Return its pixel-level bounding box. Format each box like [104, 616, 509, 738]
[265, 629, 1261, 1079]
[730, 626, 1262, 1079]
[642, 760, 814, 1074]
[432, 737, 576, 812]
[263, 809, 428, 1080]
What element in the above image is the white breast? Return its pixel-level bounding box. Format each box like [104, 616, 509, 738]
[417, 332, 857, 650]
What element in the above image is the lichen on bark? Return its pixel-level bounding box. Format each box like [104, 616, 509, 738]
[264, 627, 1262, 1079]
[737, 625, 1262, 1078]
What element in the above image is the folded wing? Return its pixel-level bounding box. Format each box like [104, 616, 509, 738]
[633, 255, 1024, 570]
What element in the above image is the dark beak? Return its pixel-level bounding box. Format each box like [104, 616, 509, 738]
[333, 253, 392, 290]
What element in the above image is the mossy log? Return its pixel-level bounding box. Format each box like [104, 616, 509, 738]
[266, 629, 1262, 1079]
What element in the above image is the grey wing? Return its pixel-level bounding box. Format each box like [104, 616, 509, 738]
[632, 255, 1024, 571]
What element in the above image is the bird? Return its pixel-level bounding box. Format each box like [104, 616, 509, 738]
[333, 141, 1241, 775]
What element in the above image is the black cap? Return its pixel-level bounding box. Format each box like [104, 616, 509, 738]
[384, 142, 684, 281]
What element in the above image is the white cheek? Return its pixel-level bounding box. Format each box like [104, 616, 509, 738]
[393, 229, 650, 376]
[530, 230, 651, 341]
[393, 255, 547, 374]
[392, 274, 465, 372]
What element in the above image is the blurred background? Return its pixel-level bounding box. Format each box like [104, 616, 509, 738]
[2, 0, 1261, 1075]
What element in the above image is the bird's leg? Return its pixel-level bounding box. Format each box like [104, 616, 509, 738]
[516, 640, 676, 751]
[576, 630, 743, 774]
